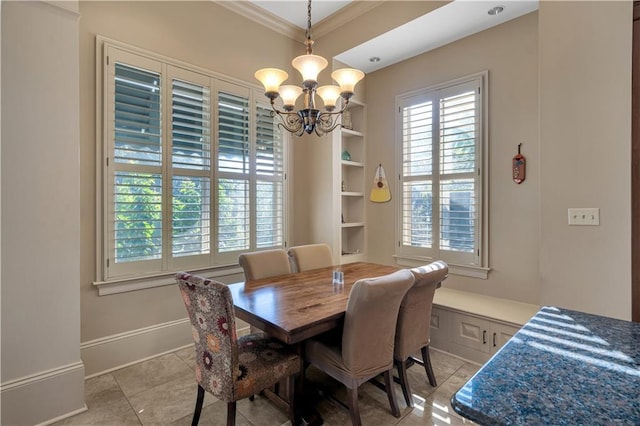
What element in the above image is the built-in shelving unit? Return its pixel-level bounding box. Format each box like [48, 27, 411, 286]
[335, 100, 366, 262]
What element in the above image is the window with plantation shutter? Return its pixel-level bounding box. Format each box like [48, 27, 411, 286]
[100, 42, 287, 284]
[397, 74, 487, 275]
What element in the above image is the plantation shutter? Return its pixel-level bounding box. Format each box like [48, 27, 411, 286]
[109, 55, 164, 277]
[217, 88, 250, 254]
[401, 98, 434, 250]
[170, 71, 212, 264]
[101, 42, 288, 283]
[398, 77, 482, 267]
[439, 88, 477, 255]
[255, 103, 285, 248]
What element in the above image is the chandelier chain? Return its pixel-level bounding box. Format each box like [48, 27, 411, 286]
[306, 0, 312, 41]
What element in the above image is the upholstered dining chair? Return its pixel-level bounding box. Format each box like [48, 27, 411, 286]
[175, 272, 300, 426]
[287, 243, 334, 272]
[394, 261, 448, 407]
[304, 269, 415, 426]
[238, 249, 292, 335]
[238, 249, 292, 281]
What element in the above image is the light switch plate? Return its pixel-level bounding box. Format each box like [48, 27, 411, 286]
[568, 208, 600, 226]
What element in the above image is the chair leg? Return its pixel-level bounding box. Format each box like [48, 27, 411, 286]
[347, 386, 362, 426]
[395, 359, 414, 408]
[192, 385, 205, 426]
[422, 346, 437, 387]
[383, 369, 401, 417]
[226, 401, 237, 426]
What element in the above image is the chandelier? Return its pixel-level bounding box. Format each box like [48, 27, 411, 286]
[254, 0, 364, 136]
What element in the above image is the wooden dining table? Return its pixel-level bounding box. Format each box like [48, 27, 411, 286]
[228, 261, 403, 425]
[228, 262, 401, 345]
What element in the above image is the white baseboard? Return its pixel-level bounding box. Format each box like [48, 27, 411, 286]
[1, 362, 86, 426]
[430, 346, 483, 366]
[81, 318, 193, 377]
[81, 317, 251, 377]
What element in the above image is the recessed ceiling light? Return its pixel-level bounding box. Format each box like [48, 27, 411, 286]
[488, 6, 504, 16]
[369, 57, 381, 63]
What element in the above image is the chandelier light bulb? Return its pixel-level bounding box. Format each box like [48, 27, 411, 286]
[292, 54, 328, 86]
[331, 68, 365, 97]
[278, 85, 303, 110]
[254, 68, 288, 98]
[316, 85, 342, 111]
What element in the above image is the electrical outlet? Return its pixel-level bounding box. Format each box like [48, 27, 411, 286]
[568, 208, 600, 226]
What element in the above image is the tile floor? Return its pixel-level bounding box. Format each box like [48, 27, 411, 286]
[53, 346, 478, 426]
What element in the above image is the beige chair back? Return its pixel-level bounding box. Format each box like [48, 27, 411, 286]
[287, 243, 334, 272]
[238, 249, 291, 281]
[342, 269, 415, 378]
[394, 261, 448, 360]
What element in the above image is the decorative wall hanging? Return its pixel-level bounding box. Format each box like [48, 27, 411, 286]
[370, 163, 391, 202]
[512, 143, 526, 184]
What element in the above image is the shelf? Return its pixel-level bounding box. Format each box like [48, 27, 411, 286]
[342, 222, 365, 228]
[337, 100, 366, 264]
[341, 251, 363, 257]
[340, 128, 364, 138]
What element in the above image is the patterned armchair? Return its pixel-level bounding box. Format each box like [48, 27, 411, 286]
[176, 272, 300, 426]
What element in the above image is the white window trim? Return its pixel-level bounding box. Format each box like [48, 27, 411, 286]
[93, 265, 244, 296]
[94, 36, 291, 294]
[394, 71, 490, 279]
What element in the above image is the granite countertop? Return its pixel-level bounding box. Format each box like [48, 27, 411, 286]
[451, 306, 640, 425]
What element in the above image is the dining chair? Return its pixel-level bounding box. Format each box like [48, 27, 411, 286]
[238, 249, 292, 335]
[287, 243, 334, 272]
[238, 249, 291, 281]
[394, 261, 448, 407]
[175, 272, 301, 426]
[304, 269, 415, 425]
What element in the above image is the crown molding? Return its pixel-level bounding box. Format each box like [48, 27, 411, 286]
[313, 1, 384, 39]
[215, 0, 304, 41]
[214, 0, 383, 42]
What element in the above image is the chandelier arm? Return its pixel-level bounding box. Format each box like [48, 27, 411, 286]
[314, 96, 352, 135]
[315, 112, 342, 135]
[269, 99, 304, 134]
[275, 110, 304, 135]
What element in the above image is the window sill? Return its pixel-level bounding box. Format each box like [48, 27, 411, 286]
[394, 255, 490, 279]
[93, 265, 244, 296]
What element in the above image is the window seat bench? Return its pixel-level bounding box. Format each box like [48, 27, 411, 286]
[430, 288, 540, 364]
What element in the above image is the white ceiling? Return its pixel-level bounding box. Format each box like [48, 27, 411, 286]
[249, 0, 352, 29]
[249, 0, 539, 73]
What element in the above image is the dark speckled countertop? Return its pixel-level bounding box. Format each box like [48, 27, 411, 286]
[451, 306, 640, 425]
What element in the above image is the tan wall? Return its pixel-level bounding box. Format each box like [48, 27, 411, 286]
[2, 1, 85, 423]
[79, 1, 299, 342]
[363, 12, 541, 304]
[539, 1, 632, 320]
[80, 2, 630, 341]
